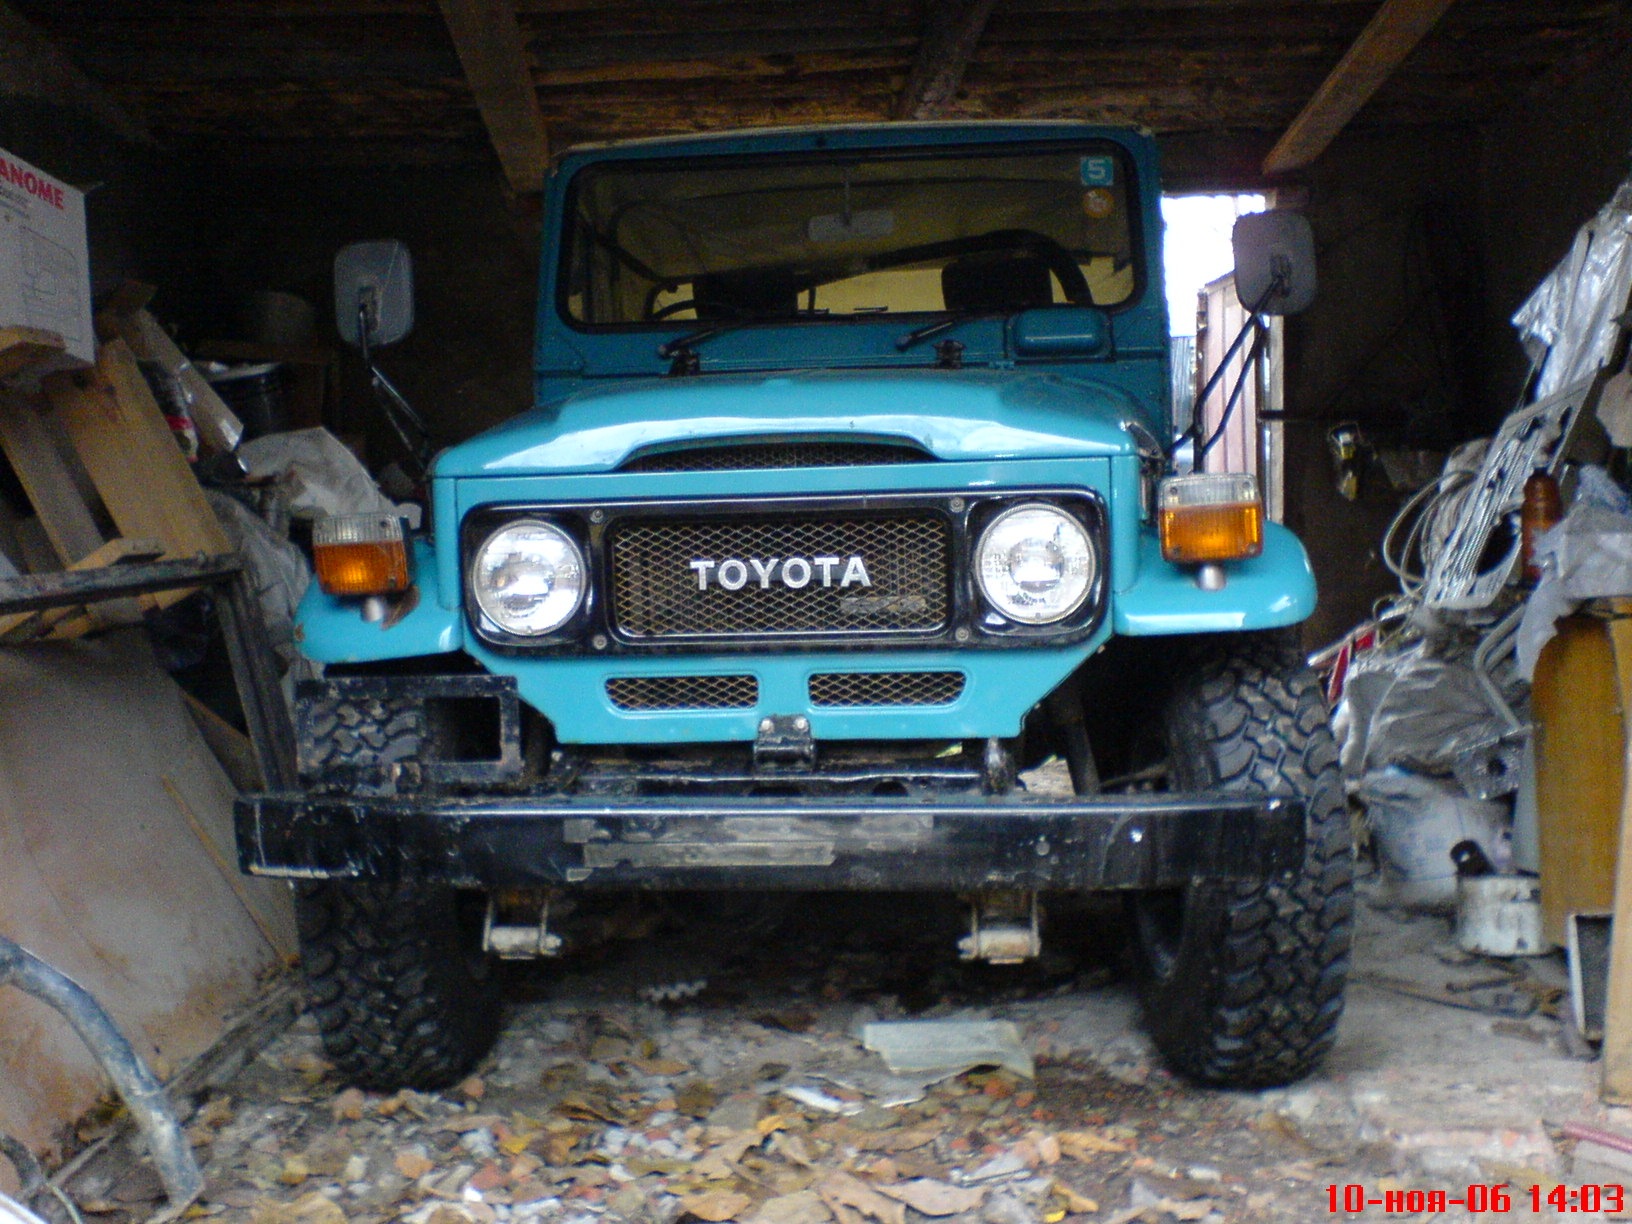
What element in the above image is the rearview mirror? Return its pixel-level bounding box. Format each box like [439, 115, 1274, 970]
[334, 240, 414, 347]
[1232, 211, 1315, 316]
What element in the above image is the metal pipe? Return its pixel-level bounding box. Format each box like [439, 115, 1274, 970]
[0, 938, 202, 1215]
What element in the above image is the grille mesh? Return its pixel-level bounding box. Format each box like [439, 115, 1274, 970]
[610, 514, 949, 638]
[606, 675, 758, 710]
[624, 443, 927, 472]
[809, 671, 967, 707]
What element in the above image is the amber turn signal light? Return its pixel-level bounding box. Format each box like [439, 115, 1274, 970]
[1158, 473, 1264, 565]
[313, 514, 410, 596]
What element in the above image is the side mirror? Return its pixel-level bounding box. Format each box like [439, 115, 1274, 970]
[1232, 211, 1316, 316]
[334, 240, 414, 347]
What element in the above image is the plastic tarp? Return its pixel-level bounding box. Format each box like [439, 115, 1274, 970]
[236, 427, 409, 523]
[1517, 466, 1632, 677]
[1512, 176, 1632, 401]
[1333, 633, 1522, 780]
[206, 490, 311, 673]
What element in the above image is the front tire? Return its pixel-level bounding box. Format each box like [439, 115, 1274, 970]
[297, 881, 503, 1090]
[1130, 634, 1353, 1088]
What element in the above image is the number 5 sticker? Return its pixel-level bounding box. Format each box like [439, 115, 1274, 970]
[1080, 156, 1116, 187]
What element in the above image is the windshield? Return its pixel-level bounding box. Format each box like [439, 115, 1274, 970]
[559, 142, 1139, 328]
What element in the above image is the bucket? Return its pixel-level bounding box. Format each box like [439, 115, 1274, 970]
[1360, 767, 1511, 912]
[1456, 874, 1547, 956]
[204, 361, 288, 440]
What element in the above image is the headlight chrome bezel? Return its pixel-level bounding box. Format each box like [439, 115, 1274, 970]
[973, 500, 1099, 627]
[470, 517, 588, 638]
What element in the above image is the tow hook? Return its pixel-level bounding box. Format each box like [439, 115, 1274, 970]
[483, 893, 564, 959]
[958, 891, 1041, 964]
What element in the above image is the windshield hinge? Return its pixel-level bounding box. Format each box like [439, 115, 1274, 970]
[667, 347, 701, 376]
[934, 339, 965, 370]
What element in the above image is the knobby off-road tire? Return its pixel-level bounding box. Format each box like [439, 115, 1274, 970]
[1130, 634, 1353, 1088]
[296, 881, 503, 1090]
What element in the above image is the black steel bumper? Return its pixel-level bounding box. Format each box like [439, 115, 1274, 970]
[235, 790, 1305, 891]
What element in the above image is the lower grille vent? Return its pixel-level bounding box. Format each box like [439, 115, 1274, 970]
[809, 671, 966, 708]
[606, 674, 758, 711]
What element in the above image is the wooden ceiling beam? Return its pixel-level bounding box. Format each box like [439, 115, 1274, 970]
[894, 0, 996, 120]
[0, 1, 149, 143]
[435, 0, 549, 194]
[1263, 0, 1456, 175]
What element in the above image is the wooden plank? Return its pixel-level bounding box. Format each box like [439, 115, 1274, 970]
[894, 0, 995, 120]
[107, 306, 246, 455]
[44, 340, 231, 565]
[0, 327, 66, 381]
[1535, 616, 1625, 946]
[0, 390, 104, 566]
[1263, 0, 1458, 175]
[41, 341, 229, 612]
[1597, 615, 1632, 1102]
[436, 0, 550, 194]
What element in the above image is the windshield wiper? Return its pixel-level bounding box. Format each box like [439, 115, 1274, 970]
[894, 310, 1007, 352]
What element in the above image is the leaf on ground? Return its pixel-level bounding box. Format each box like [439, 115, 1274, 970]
[772, 1132, 818, 1168]
[555, 1094, 625, 1123]
[329, 1088, 366, 1122]
[816, 1172, 906, 1224]
[250, 1192, 347, 1224]
[440, 1114, 505, 1133]
[676, 1080, 721, 1117]
[851, 1127, 941, 1154]
[629, 1057, 691, 1077]
[876, 1179, 986, 1217]
[394, 1150, 435, 1179]
[747, 1191, 831, 1224]
[1034, 1134, 1062, 1166]
[458, 1076, 486, 1100]
[1048, 1182, 1100, 1215]
[681, 1191, 755, 1222]
[1055, 1129, 1127, 1159]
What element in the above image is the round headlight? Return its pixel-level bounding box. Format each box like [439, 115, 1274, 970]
[975, 503, 1095, 625]
[472, 519, 586, 636]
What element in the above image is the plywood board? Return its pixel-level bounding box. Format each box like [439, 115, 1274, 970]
[0, 630, 294, 1155]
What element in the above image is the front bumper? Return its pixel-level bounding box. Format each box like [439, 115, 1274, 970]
[235, 790, 1304, 891]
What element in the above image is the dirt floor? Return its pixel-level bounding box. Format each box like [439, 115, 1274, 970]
[48, 865, 1627, 1224]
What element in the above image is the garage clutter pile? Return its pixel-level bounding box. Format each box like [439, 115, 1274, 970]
[1324, 172, 1632, 936]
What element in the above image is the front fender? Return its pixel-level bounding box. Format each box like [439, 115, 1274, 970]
[1112, 522, 1316, 636]
[295, 538, 465, 665]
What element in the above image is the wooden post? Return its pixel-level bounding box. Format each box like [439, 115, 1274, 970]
[1597, 615, 1632, 1101]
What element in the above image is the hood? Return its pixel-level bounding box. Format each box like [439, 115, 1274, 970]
[436, 369, 1146, 478]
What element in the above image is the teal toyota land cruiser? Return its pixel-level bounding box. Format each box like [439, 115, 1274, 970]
[237, 122, 1351, 1092]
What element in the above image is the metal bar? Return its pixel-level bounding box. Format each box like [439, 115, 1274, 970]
[0, 938, 202, 1215]
[217, 570, 298, 791]
[237, 789, 1304, 891]
[0, 554, 239, 615]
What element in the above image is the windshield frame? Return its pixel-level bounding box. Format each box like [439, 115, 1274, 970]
[552, 137, 1148, 336]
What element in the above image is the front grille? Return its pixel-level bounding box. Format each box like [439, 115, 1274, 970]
[609, 514, 950, 639]
[606, 675, 758, 710]
[809, 671, 967, 707]
[623, 442, 928, 472]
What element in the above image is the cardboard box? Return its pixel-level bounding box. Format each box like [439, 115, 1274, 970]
[0, 146, 93, 367]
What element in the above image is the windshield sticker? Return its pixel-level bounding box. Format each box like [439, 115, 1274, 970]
[1079, 156, 1116, 187]
[1082, 188, 1116, 219]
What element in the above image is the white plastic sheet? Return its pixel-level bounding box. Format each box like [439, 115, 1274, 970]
[236, 427, 411, 523]
[1512, 176, 1632, 400]
[1333, 635, 1521, 779]
[1517, 466, 1632, 677]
